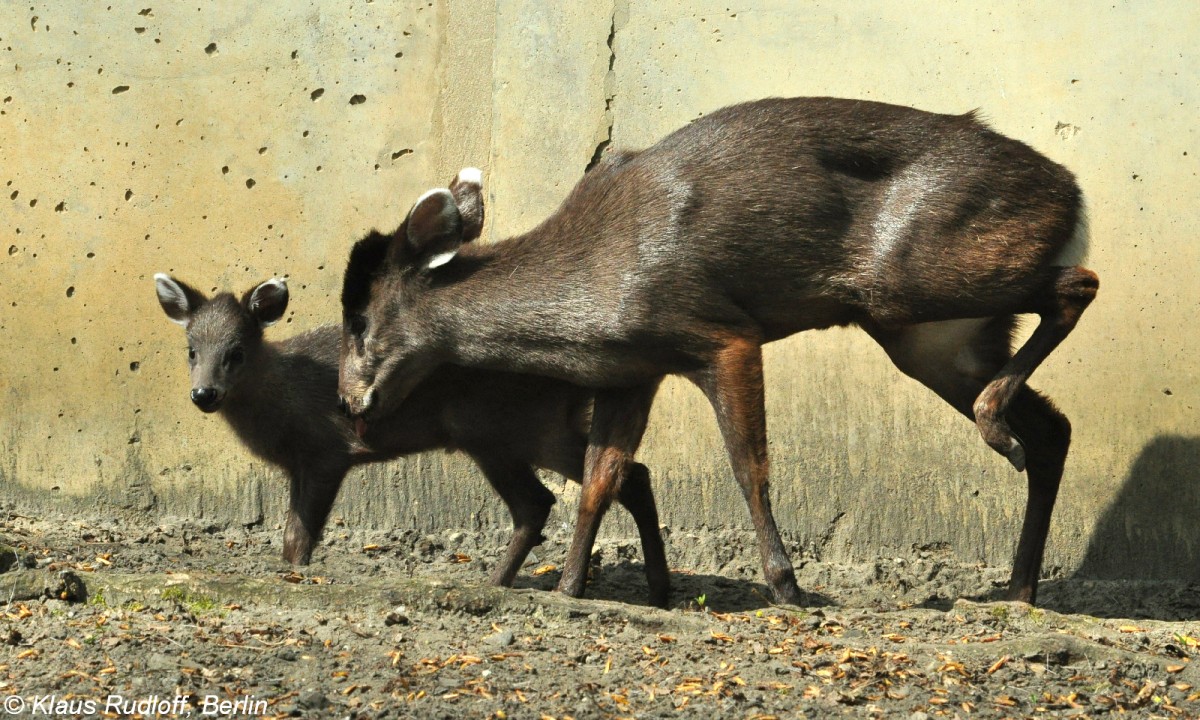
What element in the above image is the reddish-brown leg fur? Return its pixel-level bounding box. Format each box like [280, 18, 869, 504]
[687, 337, 805, 606]
[557, 382, 662, 604]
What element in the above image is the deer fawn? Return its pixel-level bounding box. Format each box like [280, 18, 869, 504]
[153, 175, 670, 605]
[339, 98, 1098, 606]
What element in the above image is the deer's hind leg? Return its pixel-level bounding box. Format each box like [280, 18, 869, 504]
[972, 266, 1097, 471]
[865, 316, 1073, 604]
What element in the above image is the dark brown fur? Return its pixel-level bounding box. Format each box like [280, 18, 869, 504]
[340, 97, 1098, 605]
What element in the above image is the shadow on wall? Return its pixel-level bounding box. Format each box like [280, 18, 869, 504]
[1075, 435, 1200, 581]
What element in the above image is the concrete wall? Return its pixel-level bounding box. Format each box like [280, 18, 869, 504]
[3, 1, 1197, 579]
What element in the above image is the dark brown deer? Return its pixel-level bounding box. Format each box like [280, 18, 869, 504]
[339, 97, 1098, 606]
[153, 175, 669, 605]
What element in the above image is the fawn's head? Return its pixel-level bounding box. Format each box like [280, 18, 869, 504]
[155, 274, 289, 412]
[338, 168, 484, 421]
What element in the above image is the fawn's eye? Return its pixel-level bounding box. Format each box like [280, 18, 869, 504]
[228, 346, 245, 366]
[187, 347, 196, 361]
[348, 315, 367, 337]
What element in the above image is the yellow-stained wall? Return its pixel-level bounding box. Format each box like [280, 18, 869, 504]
[2, 1, 1196, 579]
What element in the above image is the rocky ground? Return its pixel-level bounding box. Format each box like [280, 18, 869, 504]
[2, 508, 1198, 719]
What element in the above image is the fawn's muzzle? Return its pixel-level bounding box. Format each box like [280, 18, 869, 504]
[191, 387, 221, 412]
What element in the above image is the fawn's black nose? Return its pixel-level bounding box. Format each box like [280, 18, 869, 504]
[337, 396, 349, 417]
[191, 387, 221, 412]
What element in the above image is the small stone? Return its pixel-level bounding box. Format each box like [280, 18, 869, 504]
[296, 690, 326, 710]
[385, 607, 410, 626]
[142, 653, 173, 672]
[909, 712, 930, 720]
[486, 629, 515, 648]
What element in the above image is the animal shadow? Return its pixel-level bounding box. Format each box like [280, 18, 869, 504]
[1040, 435, 1200, 620]
[514, 561, 832, 613]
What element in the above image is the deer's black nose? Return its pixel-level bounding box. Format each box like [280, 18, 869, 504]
[337, 396, 350, 417]
[191, 387, 220, 412]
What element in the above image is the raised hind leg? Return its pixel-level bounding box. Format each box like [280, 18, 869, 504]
[866, 316, 1073, 604]
[974, 266, 1098, 471]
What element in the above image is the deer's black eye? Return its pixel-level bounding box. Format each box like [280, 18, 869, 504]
[228, 346, 245, 366]
[187, 347, 196, 361]
[348, 315, 367, 337]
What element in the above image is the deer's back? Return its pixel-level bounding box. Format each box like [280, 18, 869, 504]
[535, 97, 1080, 336]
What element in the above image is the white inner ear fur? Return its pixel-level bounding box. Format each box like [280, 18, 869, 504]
[456, 167, 482, 186]
[408, 188, 462, 268]
[413, 187, 455, 209]
[154, 272, 191, 325]
[424, 250, 458, 270]
[251, 278, 288, 327]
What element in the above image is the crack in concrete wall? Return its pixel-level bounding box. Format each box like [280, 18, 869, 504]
[585, 1, 621, 173]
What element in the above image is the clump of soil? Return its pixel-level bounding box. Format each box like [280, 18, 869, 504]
[2, 509, 1197, 718]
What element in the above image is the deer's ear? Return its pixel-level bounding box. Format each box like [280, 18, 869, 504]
[448, 167, 484, 243]
[155, 273, 206, 325]
[396, 188, 464, 271]
[244, 278, 289, 327]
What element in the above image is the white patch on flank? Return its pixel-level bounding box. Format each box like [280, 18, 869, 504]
[154, 272, 191, 325]
[871, 165, 945, 271]
[456, 167, 482, 186]
[1052, 200, 1090, 266]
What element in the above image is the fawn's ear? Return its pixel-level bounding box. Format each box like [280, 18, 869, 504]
[448, 167, 485, 243]
[395, 187, 465, 271]
[243, 278, 289, 327]
[155, 273, 206, 326]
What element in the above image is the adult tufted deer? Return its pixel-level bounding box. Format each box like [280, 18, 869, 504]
[339, 97, 1098, 606]
[153, 174, 670, 606]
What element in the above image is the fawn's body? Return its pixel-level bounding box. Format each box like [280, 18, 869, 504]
[154, 276, 670, 605]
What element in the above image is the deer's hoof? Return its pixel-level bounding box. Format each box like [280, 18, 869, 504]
[1005, 438, 1027, 473]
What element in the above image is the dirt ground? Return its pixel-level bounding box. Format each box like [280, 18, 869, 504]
[2, 506, 1198, 719]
